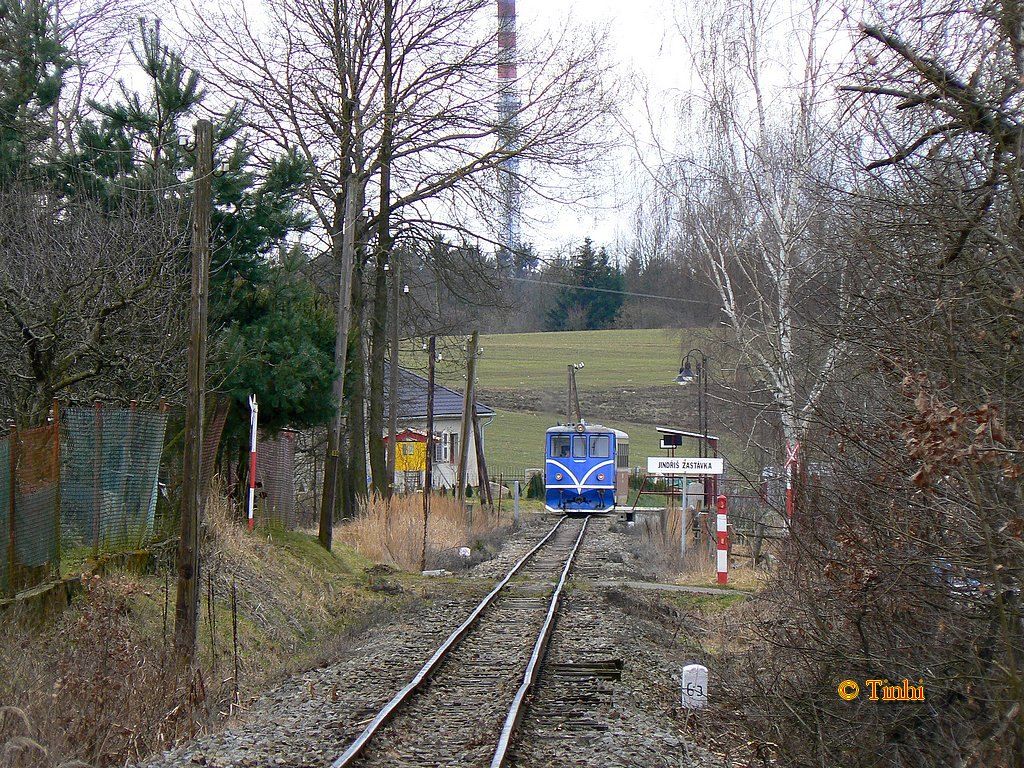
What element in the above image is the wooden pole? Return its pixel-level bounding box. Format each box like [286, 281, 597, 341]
[320, 174, 359, 549]
[455, 331, 478, 501]
[382, 0, 397, 500]
[386, 265, 400, 498]
[496, 472, 503, 523]
[51, 399, 60, 573]
[566, 364, 572, 423]
[472, 413, 492, 508]
[420, 336, 435, 572]
[175, 118, 212, 660]
[92, 400, 102, 556]
[8, 422, 17, 595]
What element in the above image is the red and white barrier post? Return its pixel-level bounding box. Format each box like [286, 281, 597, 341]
[784, 440, 800, 522]
[247, 394, 258, 531]
[716, 494, 728, 585]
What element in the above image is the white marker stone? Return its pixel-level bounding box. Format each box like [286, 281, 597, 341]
[681, 664, 709, 709]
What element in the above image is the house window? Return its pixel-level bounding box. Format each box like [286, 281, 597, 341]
[402, 444, 416, 456]
[435, 432, 458, 464]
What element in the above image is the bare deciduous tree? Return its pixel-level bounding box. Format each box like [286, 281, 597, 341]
[191, 0, 615, 538]
[0, 183, 187, 425]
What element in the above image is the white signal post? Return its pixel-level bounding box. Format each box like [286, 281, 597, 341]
[247, 394, 258, 531]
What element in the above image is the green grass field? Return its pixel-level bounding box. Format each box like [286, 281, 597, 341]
[405, 328, 727, 391]
[403, 327, 744, 472]
[483, 408, 667, 471]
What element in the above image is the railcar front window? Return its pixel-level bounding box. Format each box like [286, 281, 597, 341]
[572, 435, 587, 457]
[550, 435, 571, 458]
[590, 435, 611, 458]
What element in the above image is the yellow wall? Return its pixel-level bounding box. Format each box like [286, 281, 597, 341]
[395, 440, 427, 472]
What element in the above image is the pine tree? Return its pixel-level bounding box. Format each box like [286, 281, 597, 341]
[0, 0, 69, 179]
[63, 19, 327, 437]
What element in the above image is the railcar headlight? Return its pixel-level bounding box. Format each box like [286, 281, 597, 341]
[597, 473, 605, 481]
[555, 473, 564, 481]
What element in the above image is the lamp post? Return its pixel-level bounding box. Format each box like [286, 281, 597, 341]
[676, 349, 709, 458]
[676, 349, 712, 556]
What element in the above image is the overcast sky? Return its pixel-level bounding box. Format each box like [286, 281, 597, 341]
[516, 0, 685, 257]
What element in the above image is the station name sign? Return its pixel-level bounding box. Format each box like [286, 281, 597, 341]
[647, 457, 724, 476]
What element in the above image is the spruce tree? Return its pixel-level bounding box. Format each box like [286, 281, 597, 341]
[546, 238, 625, 330]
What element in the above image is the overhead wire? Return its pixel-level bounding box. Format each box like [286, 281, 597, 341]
[507, 275, 717, 307]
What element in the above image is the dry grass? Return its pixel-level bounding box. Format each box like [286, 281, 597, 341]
[336, 494, 507, 572]
[0, 578, 209, 768]
[634, 507, 768, 592]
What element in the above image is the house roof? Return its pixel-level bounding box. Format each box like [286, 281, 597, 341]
[384, 428, 429, 443]
[384, 361, 496, 420]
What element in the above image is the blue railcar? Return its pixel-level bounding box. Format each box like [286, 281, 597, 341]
[544, 423, 629, 514]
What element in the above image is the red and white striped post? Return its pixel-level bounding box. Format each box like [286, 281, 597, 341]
[784, 440, 800, 522]
[247, 394, 258, 531]
[716, 494, 728, 585]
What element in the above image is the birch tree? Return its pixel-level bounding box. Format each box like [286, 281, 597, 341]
[668, 0, 852, 508]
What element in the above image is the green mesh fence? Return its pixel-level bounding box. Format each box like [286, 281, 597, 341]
[60, 405, 168, 556]
[0, 436, 9, 595]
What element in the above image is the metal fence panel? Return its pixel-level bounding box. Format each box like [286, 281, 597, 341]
[256, 430, 296, 529]
[7, 424, 60, 593]
[0, 436, 9, 595]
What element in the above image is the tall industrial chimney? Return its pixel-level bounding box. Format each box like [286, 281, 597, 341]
[497, 0, 521, 266]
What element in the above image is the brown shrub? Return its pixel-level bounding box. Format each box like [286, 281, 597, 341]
[0, 578, 209, 767]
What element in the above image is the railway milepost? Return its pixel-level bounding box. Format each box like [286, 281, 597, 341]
[680, 663, 709, 762]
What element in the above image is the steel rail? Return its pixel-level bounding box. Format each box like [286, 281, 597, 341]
[330, 515, 571, 768]
[490, 516, 590, 767]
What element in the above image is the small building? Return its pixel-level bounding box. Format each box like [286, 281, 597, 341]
[384, 362, 495, 492]
[385, 428, 429, 492]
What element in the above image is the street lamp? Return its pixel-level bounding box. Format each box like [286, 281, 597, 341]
[677, 350, 713, 545]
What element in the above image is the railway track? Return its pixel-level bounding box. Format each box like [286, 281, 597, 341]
[330, 515, 590, 768]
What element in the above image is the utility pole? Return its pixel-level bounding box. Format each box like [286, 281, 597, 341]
[319, 175, 359, 550]
[175, 119, 212, 661]
[456, 331, 478, 502]
[566, 363, 583, 423]
[386, 265, 400, 498]
[421, 336, 436, 572]
[566, 365, 572, 422]
[383, 0, 396, 501]
[472, 412, 492, 507]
